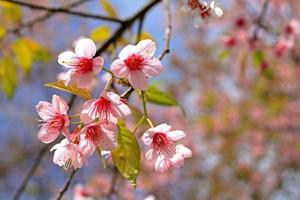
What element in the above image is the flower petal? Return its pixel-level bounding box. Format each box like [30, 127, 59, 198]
[145, 148, 154, 160]
[72, 72, 94, 88]
[119, 45, 137, 60]
[153, 123, 172, 133]
[92, 56, 104, 74]
[154, 155, 170, 172]
[75, 38, 96, 58]
[58, 51, 76, 67]
[36, 101, 53, 120]
[38, 125, 60, 144]
[167, 130, 186, 141]
[128, 70, 148, 90]
[111, 59, 129, 78]
[136, 39, 156, 59]
[52, 95, 69, 114]
[176, 144, 192, 158]
[142, 58, 163, 77]
[80, 99, 97, 123]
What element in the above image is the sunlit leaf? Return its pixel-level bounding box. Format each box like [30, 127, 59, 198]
[99, 0, 118, 17]
[0, 26, 6, 40]
[0, 2, 21, 24]
[45, 80, 91, 100]
[146, 85, 179, 106]
[219, 50, 230, 61]
[112, 121, 140, 188]
[252, 50, 265, 67]
[0, 57, 17, 98]
[90, 26, 111, 42]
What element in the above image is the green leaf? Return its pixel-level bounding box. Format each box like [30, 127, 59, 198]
[0, 2, 21, 24]
[252, 50, 265, 67]
[0, 57, 17, 98]
[90, 26, 111, 42]
[112, 121, 140, 188]
[99, 0, 118, 17]
[45, 80, 91, 100]
[219, 50, 230, 61]
[146, 85, 179, 106]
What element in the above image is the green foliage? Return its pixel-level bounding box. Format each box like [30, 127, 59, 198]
[112, 121, 141, 187]
[90, 26, 111, 42]
[99, 0, 118, 17]
[145, 85, 179, 106]
[0, 2, 21, 24]
[252, 50, 265, 67]
[0, 57, 17, 98]
[45, 80, 92, 100]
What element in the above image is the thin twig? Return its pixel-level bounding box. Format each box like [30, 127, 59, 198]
[13, 144, 49, 200]
[8, 0, 91, 34]
[107, 167, 118, 200]
[252, 0, 271, 41]
[2, 0, 123, 24]
[158, 0, 171, 60]
[55, 169, 77, 200]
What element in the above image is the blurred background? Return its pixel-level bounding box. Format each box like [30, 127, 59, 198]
[0, 0, 300, 199]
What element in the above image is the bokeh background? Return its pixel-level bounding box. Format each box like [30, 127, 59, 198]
[1, 0, 300, 199]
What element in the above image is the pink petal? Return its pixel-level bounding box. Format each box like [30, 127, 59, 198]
[98, 133, 116, 151]
[128, 70, 148, 90]
[136, 39, 156, 59]
[111, 59, 129, 78]
[119, 45, 137, 60]
[167, 130, 186, 141]
[38, 125, 60, 144]
[63, 70, 75, 86]
[104, 91, 120, 103]
[58, 51, 76, 67]
[52, 95, 69, 114]
[176, 144, 192, 158]
[141, 131, 154, 146]
[154, 155, 170, 172]
[36, 101, 53, 120]
[170, 153, 184, 168]
[145, 148, 154, 160]
[142, 58, 163, 77]
[92, 56, 104, 74]
[74, 38, 96, 58]
[153, 123, 172, 133]
[80, 99, 97, 123]
[72, 72, 94, 88]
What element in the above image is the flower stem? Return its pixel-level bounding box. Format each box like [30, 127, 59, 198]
[141, 91, 154, 128]
[102, 67, 113, 74]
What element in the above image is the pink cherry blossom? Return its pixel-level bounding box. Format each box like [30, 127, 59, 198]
[141, 123, 192, 172]
[51, 138, 88, 170]
[80, 91, 131, 124]
[73, 184, 94, 200]
[181, 0, 223, 28]
[111, 39, 163, 90]
[36, 95, 70, 143]
[79, 122, 117, 154]
[58, 38, 104, 88]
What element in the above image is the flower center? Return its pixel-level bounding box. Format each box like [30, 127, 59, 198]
[90, 97, 111, 122]
[187, 0, 212, 19]
[73, 57, 93, 74]
[152, 132, 176, 157]
[86, 125, 103, 143]
[124, 54, 145, 71]
[48, 114, 65, 132]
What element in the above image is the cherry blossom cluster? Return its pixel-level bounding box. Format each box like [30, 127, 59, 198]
[181, 0, 223, 28]
[36, 38, 191, 173]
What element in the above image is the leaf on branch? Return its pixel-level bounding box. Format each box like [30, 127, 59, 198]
[252, 50, 265, 67]
[112, 120, 141, 188]
[90, 26, 111, 42]
[0, 26, 6, 40]
[99, 0, 118, 17]
[45, 80, 91, 100]
[0, 2, 21, 24]
[0, 57, 17, 98]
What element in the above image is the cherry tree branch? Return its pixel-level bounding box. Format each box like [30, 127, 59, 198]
[252, 0, 272, 40]
[8, 0, 92, 34]
[2, 0, 124, 24]
[55, 169, 77, 200]
[158, 0, 171, 60]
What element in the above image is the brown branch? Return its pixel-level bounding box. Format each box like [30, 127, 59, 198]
[55, 169, 77, 200]
[107, 167, 119, 200]
[8, 0, 92, 34]
[252, 0, 272, 41]
[158, 0, 171, 60]
[2, 0, 123, 24]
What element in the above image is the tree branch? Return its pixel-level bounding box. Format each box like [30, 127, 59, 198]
[2, 0, 123, 24]
[158, 0, 171, 60]
[55, 169, 77, 200]
[8, 0, 92, 34]
[252, 0, 271, 41]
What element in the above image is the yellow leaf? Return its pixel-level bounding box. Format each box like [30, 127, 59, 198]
[0, 2, 21, 23]
[140, 31, 154, 40]
[90, 26, 111, 42]
[11, 38, 33, 74]
[99, 0, 117, 17]
[0, 26, 6, 39]
[0, 57, 17, 98]
[45, 80, 92, 100]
